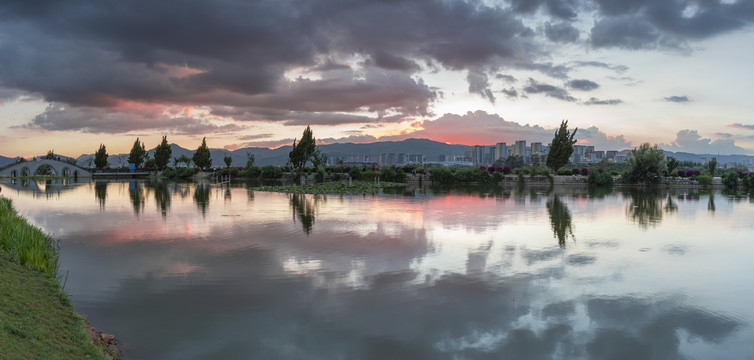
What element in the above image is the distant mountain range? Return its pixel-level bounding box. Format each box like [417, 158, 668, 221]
[2, 139, 753, 169]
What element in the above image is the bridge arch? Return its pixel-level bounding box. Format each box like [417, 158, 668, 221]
[0, 159, 92, 178]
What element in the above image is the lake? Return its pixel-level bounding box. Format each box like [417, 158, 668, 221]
[2, 179, 754, 359]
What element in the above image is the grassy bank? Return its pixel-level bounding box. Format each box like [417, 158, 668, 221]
[0, 197, 113, 359]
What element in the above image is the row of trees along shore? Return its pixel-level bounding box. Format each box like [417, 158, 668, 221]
[84, 123, 754, 189]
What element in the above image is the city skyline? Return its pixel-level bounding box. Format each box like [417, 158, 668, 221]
[1, 0, 753, 157]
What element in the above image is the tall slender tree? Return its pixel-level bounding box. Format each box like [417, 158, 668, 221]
[546, 120, 578, 172]
[289, 126, 317, 171]
[128, 138, 146, 168]
[193, 137, 212, 170]
[94, 144, 108, 169]
[153, 135, 172, 170]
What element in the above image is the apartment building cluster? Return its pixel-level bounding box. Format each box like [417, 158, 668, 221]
[457, 141, 628, 166]
[326, 153, 425, 166]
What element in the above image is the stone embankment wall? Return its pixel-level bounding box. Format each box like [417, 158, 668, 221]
[407, 174, 725, 187]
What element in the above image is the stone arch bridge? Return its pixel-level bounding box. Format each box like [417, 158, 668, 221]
[0, 159, 92, 178]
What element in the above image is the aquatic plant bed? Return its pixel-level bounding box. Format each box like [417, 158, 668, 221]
[250, 181, 405, 194]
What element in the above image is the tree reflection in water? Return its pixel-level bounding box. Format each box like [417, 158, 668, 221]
[128, 181, 145, 216]
[624, 188, 663, 229]
[708, 192, 716, 213]
[194, 184, 211, 216]
[94, 181, 108, 210]
[290, 193, 324, 235]
[150, 181, 171, 217]
[546, 195, 574, 248]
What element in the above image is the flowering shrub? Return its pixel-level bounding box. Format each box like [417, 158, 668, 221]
[686, 170, 696, 177]
[487, 166, 495, 173]
[580, 168, 589, 176]
[572, 168, 580, 175]
[502, 166, 512, 174]
[479, 166, 487, 171]
[677, 169, 685, 177]
[495, 167, 504, 173]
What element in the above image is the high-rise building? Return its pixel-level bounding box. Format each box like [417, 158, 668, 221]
[512, 140, 526, 157]
[472, 145, 484, 165]
[531, 142, 543, 155]
[496, 142, 508, 161]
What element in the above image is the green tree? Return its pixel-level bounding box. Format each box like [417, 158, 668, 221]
[177, 154, 192, 168]
[245, 153, 255, 169]
[666, 156, 679, 175]
[504, 155, 524, 169]
[224, 155, 232, 168]
[546, 120, 578, 172]
[94, 144, 108, 169]
[153, 135, 172, 170]
[311, 146, 327, 170]
[128, 138, 146, 168]
[192, 137, 212, 170]
[708, 157, 717, 176]
[626, 143, 666, 184]
[289, 126, 316, 171]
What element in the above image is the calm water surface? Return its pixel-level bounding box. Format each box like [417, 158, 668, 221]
[3, 179, 754, 359]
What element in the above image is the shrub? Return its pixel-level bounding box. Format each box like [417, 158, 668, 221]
[487, 167, 495, 173]
[696, 175, 713, 187]
[428, 167, 454, 184]
[722, 172, 739, 188]
[597, 168, 604, 173]
[349, 167, 362, 180]
[572, 168, 580, 175]
[502, 166, 512, 174]
[261, 165, 282, 178]
[686, 170, 695, 177]
[315, 168, 326, 182]
[580, 168, 589, 176]
[558, 168, 572, 175]
[241, 166, 262, 178]
[588, 171, 614, 187]
[380, 167, 406, 183]
[626, 143, 665, 184]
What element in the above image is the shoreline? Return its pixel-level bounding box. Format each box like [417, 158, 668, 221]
[0, 196, 119, 359]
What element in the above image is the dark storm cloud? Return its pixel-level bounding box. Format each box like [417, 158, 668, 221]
[664, 95, 691, 103]
[368, 52, 421, 72]
[567, 79, 600, 91]
[496, 74, 517, 83]
[589, 0, 754, 50]
[467, 70, 496, 103]
[21, 104, 246, 135]
[523, 79, 576, 102]
[544, 22, 581, 43]
[510, 0, 578, 20]
[1, 0, 534, 132]
[501, 87, 519, 98]
[584, 97, 623, 105]
[3, 0, 754, 134]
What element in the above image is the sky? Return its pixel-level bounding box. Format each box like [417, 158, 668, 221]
[1, 0, 753, 157]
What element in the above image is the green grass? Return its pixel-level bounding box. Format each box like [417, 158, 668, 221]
[0, 197, 114, 359]
[0, 197, 59, 276]
[0, 254, 111, 359]
[250, 180, 406, 194]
